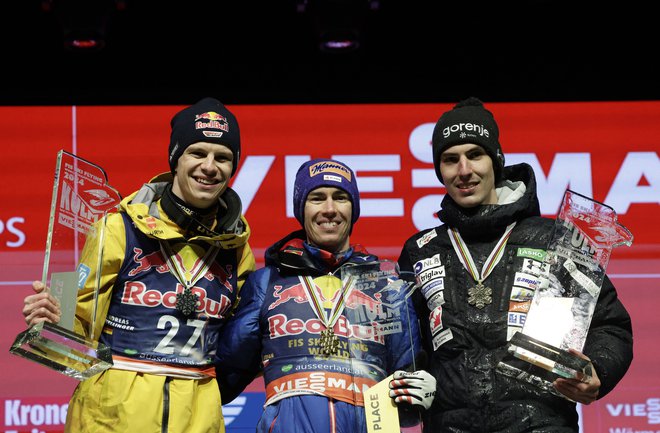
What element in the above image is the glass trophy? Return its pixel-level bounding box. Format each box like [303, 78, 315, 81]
[339, 260, 423, 433]
[497, 189, 633, 397]
[9, 150, 121, 380]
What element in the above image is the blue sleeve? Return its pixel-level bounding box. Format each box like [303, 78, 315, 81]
[389, 294, 424, 372]
[215, 266, 271, 404]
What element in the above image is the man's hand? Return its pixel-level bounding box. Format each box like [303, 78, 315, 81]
[23, 281, 61, 326]
[553, 349, 600, 404]
[389, 370, 436, 410]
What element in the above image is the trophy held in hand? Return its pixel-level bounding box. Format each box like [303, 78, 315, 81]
[497, 189, 633, 398]
[10, 150, 121, 380]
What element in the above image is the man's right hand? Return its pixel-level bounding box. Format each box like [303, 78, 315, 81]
[23, 281, 61, 326]
[389, 369, 437, 410]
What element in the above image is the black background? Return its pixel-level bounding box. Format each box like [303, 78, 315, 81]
[4, 0, 658, 105]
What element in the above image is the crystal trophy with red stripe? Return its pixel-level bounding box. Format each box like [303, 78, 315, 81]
[497, 189, 633, 397]
[9, 150, 120, 380]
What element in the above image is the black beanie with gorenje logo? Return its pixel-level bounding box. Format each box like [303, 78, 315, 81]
[431, 97, 505, 185]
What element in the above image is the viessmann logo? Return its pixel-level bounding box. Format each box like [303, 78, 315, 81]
[606, 397, 660, 424]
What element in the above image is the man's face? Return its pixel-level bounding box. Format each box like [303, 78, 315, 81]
[171, 142, 233, 209]
[439, 143, 498, 208]
[303, 186, 352, 253]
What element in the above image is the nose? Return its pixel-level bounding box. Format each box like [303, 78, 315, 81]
[320, 197, 338, 214]
[201, 154, 218, 173]
[457, 156, 472, 177]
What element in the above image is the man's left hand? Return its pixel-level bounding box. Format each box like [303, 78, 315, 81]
[553, 349, 600, 404]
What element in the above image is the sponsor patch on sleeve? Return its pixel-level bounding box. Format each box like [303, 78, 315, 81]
[413, 254, 442, 273]
[428, 305, 443, 335]
[432, 328, 453, 351]
[416, 229, 437, 248]
[426, 290, 445, 310]
[510, 286, 535, 301]
[77, 263, 91, 290]
[521, 258, 550, 277]
[513, 272, 540, 290]
[509, 300, 531, 313]
[516, 247, 547, 262]
[421, 278, 444, 300]
[507, 311, 527, 327]
[416, 265, 445, 288]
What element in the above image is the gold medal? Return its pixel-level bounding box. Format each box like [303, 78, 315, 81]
[320, 327, 340, 356]
[299, 275, 355, 357]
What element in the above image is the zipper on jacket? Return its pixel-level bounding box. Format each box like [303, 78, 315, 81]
[444, 252, 462, 313]
[162, 377, 171, 433]
[498, 249, 516, 311]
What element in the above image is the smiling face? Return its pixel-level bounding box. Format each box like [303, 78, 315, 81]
[303, 186, 352, 253]
[439, 143, 498, 208]
[171, 142, 233, 209]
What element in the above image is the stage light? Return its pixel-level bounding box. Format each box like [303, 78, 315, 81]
[320, 28, 361, 53]
[298, 0, 379, 53]
[42, 0, 123, 52]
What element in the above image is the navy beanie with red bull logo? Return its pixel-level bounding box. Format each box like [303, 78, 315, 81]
[168, 97, 241, 176]
[293, 158, 361, 227]
[431, 97, 505, 185]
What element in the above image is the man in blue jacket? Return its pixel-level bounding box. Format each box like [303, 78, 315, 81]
[216, 158, 436, 433]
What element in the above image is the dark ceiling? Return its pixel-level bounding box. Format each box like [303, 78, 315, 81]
[4, 1, 658, 106]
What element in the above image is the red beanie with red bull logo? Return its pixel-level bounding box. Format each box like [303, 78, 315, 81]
[293, 158, 361, 227]
[168, 97, 241, 176]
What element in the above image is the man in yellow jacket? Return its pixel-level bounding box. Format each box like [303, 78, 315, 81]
[22, 97, 255, 433]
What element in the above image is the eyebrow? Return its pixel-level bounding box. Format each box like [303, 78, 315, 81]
[442, 147, 485, 158]
[186, 146, 232, 155]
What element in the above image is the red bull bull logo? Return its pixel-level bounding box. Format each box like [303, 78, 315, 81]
[128, 248, 169, 276]
[269, 283, 309, 310]
[195, 111, 229, 133]
[195, 111, 227, 122]
[204, 262, 234, 293]
[344, 289, 398, 325]
[344, 289, 382, 312]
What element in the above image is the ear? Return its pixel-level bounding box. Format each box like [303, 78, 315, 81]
[497, 150, 505, 166]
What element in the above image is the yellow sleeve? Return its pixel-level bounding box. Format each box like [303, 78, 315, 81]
[74, 212, 126, 340]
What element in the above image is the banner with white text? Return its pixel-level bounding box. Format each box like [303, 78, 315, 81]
[1, 101, 658, 433]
